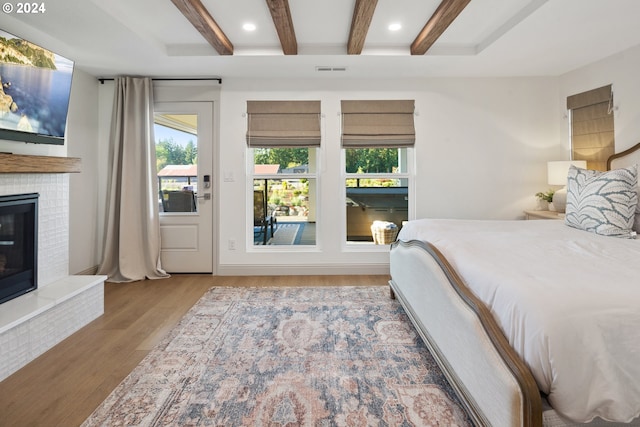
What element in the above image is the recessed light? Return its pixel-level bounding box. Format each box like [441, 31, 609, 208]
[243, 23, 256, 31]
[388, 23, 402, 31]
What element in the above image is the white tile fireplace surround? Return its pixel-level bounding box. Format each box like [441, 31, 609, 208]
[0, 173, 105, 382]
[1, 173, 69, 282]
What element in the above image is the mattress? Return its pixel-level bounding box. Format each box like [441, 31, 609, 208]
[397, 219, 640, 424]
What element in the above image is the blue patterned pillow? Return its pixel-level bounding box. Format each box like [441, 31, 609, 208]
[565, 165, 638, 238]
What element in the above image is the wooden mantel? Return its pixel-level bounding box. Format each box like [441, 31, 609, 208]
[0, 153, 81, 173]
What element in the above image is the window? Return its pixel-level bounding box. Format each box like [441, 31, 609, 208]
[341, 100, 415, 244]
[567, 85, 614, 171]
[154, 113, 198, 213]
[345, 148, 410, 243]
[246, 100, 320, 246]
[252, 148, 317, 246]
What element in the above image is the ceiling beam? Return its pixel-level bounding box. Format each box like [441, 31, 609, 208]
[171, 0, 234, 55]
[265, 0, 297, 55]
[347, 0, 378, 55]
[411, 0, 471, 55]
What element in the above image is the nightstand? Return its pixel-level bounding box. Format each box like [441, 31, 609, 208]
[523, 210, 564, 220]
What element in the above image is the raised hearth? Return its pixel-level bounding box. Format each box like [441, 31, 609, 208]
[0, 275, 105, 381]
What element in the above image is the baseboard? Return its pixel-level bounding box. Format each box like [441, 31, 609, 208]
[74, 264, 389, 277]
[217, 263, 390, 276]
[74, 265, 99, 275]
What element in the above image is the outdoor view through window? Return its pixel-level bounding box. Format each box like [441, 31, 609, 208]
[252, 146, 408, 246]
[253, 147, 316, 246]
[345, 147, 409, 244]
[155, 114, 198, 213]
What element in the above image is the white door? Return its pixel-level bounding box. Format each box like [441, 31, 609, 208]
[154, 102, 214, 273]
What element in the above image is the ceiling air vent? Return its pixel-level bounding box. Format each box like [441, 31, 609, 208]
[316, 66, 347, 72]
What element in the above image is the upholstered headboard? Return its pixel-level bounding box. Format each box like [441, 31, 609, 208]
[608, 142, 640, 170]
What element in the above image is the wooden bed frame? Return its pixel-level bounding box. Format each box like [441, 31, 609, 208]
[389, 142, 640, 427]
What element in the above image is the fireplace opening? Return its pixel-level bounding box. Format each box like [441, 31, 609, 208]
[0, 193, 38, 305]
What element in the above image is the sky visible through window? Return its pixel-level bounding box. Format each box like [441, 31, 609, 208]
[154, 124, 194, 148]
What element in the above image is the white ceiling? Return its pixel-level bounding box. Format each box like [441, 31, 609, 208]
[3, 0, 640, 79]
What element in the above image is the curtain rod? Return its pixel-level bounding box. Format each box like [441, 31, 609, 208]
[98, 77, 222, 84]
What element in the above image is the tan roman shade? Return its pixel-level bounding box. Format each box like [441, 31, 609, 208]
[567, 85, 614, 171]
[246, 100, 321, 148]
[341, 100, 416, 148]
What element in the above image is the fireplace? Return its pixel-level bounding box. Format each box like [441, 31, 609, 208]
[0, 193, 38, 304]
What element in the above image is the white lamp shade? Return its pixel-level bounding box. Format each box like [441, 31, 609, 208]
[547, 160, 588, 185]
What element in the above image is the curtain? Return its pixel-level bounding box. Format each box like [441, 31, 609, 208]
[246, 100, 321, 147]
[341, 100, 416, 148]
[97, 77, 169, 282]
[567, 84, 614, 171]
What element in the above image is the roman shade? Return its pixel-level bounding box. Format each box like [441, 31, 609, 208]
[567, 85, 614, 171]
[341, 100, 415, 148]
[246, 100, 321, 148]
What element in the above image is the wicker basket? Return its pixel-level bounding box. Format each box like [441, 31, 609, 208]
[371, 222, 399, 245]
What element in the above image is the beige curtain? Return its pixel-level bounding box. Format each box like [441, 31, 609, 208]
[97, 77, 169, 282]
[341, 100, 416, 148]
[246, 100, 321, 147]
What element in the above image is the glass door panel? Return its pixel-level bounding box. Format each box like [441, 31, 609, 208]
[155, 114, 198, 213]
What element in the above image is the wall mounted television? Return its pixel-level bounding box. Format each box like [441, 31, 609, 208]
[0, 29, 74, 145]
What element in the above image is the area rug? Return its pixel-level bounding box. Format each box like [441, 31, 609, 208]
[82, 286, 472, 426]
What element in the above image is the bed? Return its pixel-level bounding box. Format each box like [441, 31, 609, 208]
[389, 143, 640, 427]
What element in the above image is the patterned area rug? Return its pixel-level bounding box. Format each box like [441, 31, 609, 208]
[82, 287, 472, 426]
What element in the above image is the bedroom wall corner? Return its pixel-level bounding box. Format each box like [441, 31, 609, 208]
[559, 43, 640, 153]
[409, 77, 564, 220]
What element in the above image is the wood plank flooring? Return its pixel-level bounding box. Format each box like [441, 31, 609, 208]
[0, 274, 389, 427]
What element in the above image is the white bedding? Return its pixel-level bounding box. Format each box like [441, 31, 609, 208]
[397, 219, 640, 424]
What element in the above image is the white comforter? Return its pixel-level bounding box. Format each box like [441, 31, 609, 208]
[397, 219, 640, 423]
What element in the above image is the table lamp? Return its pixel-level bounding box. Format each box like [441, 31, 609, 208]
[547, 160, 587, 212]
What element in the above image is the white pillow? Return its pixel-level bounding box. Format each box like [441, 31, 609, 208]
[564, 165, 638, 238]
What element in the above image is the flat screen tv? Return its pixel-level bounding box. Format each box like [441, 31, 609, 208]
[0, 29, 74, 145]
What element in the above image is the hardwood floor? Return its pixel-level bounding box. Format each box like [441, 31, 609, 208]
[0, 274, 389, 427]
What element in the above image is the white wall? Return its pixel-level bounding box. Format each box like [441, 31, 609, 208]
[67, 69, 100, 274]
[216, 77, 563, 274]
[85, 74, 572, 276]
[73, 43, 640, 276]
[407, 78, 563, 219]
[90, 76, 563, 275]
[6, 14, 640, 276]
[559, 43, 640, 154]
